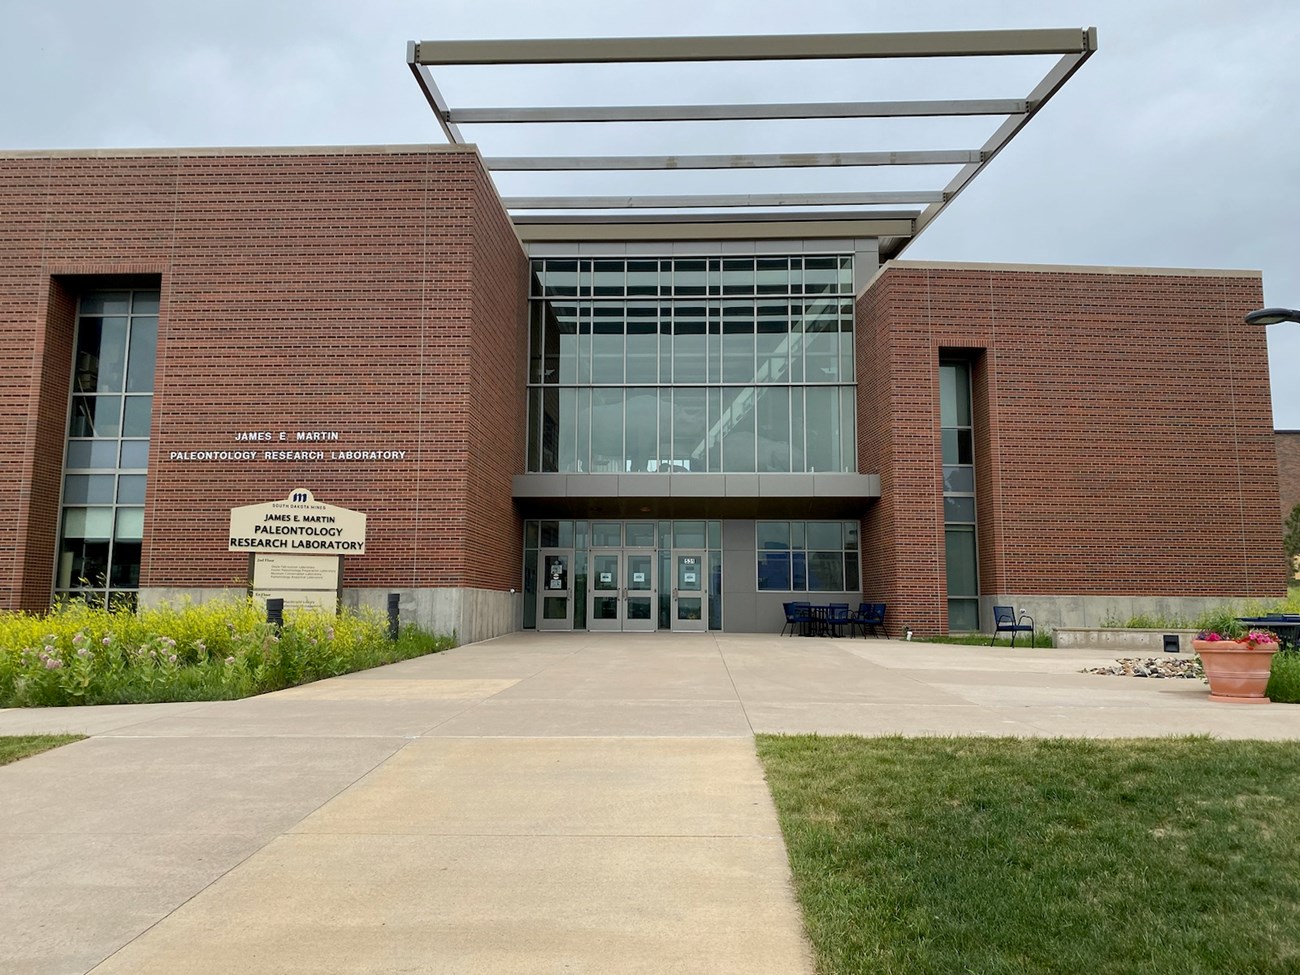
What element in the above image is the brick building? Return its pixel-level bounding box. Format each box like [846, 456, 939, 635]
[1279, 431, 1300, 523]
[0, 30, 1286, 641]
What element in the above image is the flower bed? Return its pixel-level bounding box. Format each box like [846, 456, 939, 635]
[0, 600, 452, 708]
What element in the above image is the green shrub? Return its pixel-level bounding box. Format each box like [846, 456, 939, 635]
[1267, 651, 1300, 705]
[0, 599, 452, 708]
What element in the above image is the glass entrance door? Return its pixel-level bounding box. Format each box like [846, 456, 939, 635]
[623, 549, 656, 632]
[588, 550, 622, 631]
[538, 549, 574, 631]
[672, 551, 707, 632]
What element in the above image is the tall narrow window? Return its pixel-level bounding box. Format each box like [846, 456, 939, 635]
[56, 289, 158, 608]
[940, 360, 979, 630]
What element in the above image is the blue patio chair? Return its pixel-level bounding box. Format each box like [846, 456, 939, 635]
[780, 602, 801, 637]
[827, 603, 851, 638]
[851, 602, 886, 638]
[991, 605, 1035, 648]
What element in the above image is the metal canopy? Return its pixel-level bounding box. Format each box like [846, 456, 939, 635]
[406, 29, 1097, 255]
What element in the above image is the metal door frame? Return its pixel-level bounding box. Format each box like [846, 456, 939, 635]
[622, 548, 657, 633]
[671, 550, 708, 632]
[537, 548, 574, 631]
[587, 548, 623, 632]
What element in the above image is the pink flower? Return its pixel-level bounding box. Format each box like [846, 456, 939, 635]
[44, 658, 62, 670]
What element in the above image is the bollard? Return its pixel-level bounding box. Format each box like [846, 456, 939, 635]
[387, 592, 400, 641]
[266, 597, 284, 632]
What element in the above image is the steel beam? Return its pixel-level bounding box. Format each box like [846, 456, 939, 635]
[413, 28, 1095, 65]
[900, 30, 1097, 255]
[405, 41, 464, 144]
[512, 217, 917, 243]
[449, 98, 1031, 124]
[485, 150, 979, 171]
[503, 190, 943, 209]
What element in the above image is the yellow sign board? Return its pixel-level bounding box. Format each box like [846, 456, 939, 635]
[229, 488, 366, 554]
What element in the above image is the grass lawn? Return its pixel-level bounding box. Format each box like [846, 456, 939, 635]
[757, 735, 1300, 975]
[0, 734, 85, 766]
[914, 633, 1054, 649]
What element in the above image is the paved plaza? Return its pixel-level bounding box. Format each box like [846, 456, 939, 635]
[4, 632, 1300, 974]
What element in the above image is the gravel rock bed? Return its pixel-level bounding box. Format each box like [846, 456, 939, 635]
[1083, 657, 1205, 679]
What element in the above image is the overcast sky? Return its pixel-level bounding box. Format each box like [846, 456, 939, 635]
[4, 1, 1298, 427]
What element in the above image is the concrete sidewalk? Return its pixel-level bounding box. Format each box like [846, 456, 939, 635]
[3, 633, 1299, 974]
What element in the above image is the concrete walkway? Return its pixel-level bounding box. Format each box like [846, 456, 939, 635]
[4, 633, 1300, 974]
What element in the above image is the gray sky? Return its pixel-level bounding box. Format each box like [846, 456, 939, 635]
[4, 0, 1298, 427]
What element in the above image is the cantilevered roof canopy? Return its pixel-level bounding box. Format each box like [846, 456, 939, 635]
[406, 28, 1096, 256]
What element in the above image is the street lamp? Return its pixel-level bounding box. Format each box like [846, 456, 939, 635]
[1245, 307, 1300, 325]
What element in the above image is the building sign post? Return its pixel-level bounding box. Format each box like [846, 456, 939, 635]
[229, 488, 367, 613]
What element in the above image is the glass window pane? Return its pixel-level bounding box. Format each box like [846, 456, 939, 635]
[558, 388, 578, 472]
[844, 522, 859, 551]
[721, 386, 755, 473]
[63, 474, 114, 504]
[840, 387, 856, 473]
[845, 553, 860, 592]
[803, 256, 838, 294]
[625, 388, 658, 473]
[539, 521, 561, 547]
[125, 316, 157, 392]
[792, 522, 805, 550]
[543, 259, 578, 297]
[807, 551, 844, 591]
[80, 292, 130, 315]
[114, 507, 144, 541]
[70, 506, 113, 540]
[945, 496, 977, 522]
[625, 318, 658, 384]
[708, 521, 721, 549]
[122, 396, 152, 438]
[722, 258, 754, 295]
[528, 389, 542, 471]
[68, 395, 121, 438]
[706, 387, 723, 473]
[119, 440, 149, 469]
[591, 307, 624, 384]
[949, 598, 980, 633]
[592, 522, 621, 547]
[672, 388, 707, 473]
[756, 257, 789, 294]
[757, 522, 790, 550]
[756, 386, 790, 473]
[757, 553, 791, 590]
[946, 527, 979, 597]
[625, 521, 655, 547]
[672, 307, 707, 384]
[109, 541, 142, 587]
[722, 304, 755, 384]
[590, 388, 623, 472]
[593, 260, 624, 297]
[673, 521, 707, 548]
[674, 259, 706, 296]
[792, 551, 807, 590]
[132, 291, 160, 314]
[805, 387, 840, 473]
[66, 440, 119, 470]
[575, 388, 590, 472]
[806, 522, 842, 550]
[627, 260, 658, 296]
[941, 428, 974, 466]
[944, 465, 975, 493]
[840, 330, 855, 382]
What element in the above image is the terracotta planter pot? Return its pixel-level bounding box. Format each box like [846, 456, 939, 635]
[1192, 639, 1279, 704]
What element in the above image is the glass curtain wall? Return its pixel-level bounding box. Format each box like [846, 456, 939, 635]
[527, 256, 856, 474]
[940, 361, 979, 631]
[56, 289, 158, 607]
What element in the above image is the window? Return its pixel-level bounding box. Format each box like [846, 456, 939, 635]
[56, 289, 158, 608]
[527, 256, 857, 474]
[941, 360, 979, 631]
[756, 521, 860, 592]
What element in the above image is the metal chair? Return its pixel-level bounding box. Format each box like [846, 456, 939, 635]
[991, 605, 1035, 647]
[827, 603, 851, 638]
[851, 602, 887, 638]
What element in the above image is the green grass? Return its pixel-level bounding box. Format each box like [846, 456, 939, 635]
[0, 599, 454, 708]
[914, 633, 1055, 649]
[0, 734, 85, 765]
[757, 735, 1300, 975]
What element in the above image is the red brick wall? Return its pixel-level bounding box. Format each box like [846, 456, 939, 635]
[860, 262, 1284, 633]
[1279, 431, 1300, 522]
[0, 148, 527, 607]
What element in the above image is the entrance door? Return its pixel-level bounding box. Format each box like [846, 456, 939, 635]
[538, 549, 574, 631]
[623, 549, 656, 632]
[588, 550, 622, 631]
[672, 551, 707, 632]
